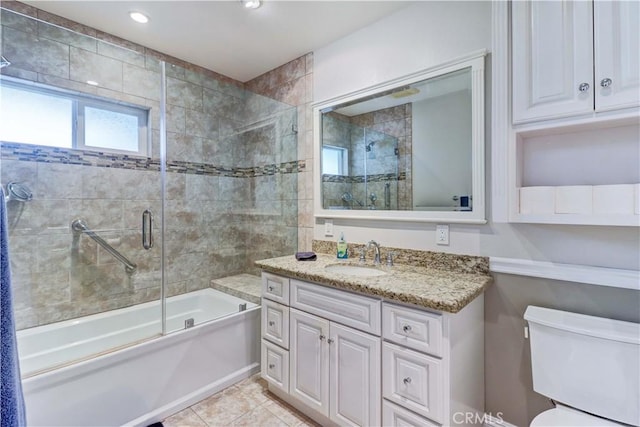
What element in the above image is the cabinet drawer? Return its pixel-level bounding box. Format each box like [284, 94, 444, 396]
[262, 272, 289, 304]
[290, 279, 381, 335]
[261, 339, 289, 393]
[262, 299, 289, 349]
[383, 303, 443, 357]
[383, 399, 440, 427]
[383, 342, 443, 423]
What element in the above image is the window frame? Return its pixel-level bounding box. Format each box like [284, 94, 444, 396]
[0, 77, 150, 157]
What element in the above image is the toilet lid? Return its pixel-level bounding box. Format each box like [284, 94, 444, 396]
[531, 405, 625, 427]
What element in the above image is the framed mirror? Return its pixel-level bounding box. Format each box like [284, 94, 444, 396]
[313, 51, 486, 224]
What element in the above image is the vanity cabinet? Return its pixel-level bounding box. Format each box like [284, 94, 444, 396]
[289, 308, 381, 426]
[260, 272, 484, 427]
[512, 0, 639, 124]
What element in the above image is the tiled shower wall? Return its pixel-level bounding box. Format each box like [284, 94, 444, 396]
[0, 2, 299, 329]
[246, 54, 314, 251]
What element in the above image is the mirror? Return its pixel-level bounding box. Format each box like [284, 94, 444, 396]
[313, 51, 486, 223]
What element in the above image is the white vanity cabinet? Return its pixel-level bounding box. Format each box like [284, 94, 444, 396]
[512, 0, 639, 123]
[260, 272, 485, 427]
[289, 308, 381, 426]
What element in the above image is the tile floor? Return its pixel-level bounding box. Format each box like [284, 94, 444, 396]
[163, 374, 320, 427]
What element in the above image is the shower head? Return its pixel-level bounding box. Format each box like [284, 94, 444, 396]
[5, 182, 33, 202]
[0, 56, 11, 69]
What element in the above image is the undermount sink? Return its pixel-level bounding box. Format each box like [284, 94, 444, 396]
[324, 264, 388, 277]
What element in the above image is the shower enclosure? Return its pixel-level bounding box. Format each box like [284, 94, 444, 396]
[0, 6, 297, 379]
[321, 113, 400, 210]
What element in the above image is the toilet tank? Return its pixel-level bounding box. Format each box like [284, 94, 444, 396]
[524, 306, 640, 426]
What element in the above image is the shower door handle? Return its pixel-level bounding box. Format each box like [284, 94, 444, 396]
[142, 210, 154, 250]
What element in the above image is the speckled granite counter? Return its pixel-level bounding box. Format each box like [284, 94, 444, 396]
[255, 253, 492, 314]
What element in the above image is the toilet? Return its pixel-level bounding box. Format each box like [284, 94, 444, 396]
[524, 306, 640, 427]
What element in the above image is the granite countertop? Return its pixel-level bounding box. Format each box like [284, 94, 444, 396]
[255, 253, 492, 314]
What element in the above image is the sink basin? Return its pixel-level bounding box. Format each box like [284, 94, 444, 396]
[324, 264, 388, 277]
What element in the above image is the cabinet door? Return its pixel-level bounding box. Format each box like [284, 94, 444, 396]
[262, 298, 289, 349]
[261, 339, 289, 393]
[383, 342, 443, 423]
[290, 308, 329, 416]
[512, 0, 593, 123]
[594, 0, 640, 111]
[329, 323, 381, 427]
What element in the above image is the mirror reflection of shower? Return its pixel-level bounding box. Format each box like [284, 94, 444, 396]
[341, 192, 364, 208]
[366, 141, 376, 159]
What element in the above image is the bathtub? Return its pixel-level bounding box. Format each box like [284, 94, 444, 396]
[19, 288, 260, 426]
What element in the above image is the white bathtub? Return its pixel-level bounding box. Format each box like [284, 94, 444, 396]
[19, 288, 260, 426]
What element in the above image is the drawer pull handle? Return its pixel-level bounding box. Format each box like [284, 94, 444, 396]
[268, 321, 275, 326]
[319, 335, 326, 341]
[403, 377, 412, 385]
[269, 364, 275, 369]
[402, 325, 412, 333]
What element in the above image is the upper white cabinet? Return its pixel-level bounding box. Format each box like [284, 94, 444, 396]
[594, 1, 640, 112]
[512, 0, 639, 124]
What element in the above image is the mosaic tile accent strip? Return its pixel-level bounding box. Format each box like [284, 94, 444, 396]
[312, 239, 490, 276]
[322, 172, 406, 183]
[1, 142, 305, 177]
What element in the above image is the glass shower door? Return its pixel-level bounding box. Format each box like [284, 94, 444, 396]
[0, 8, 165, 376]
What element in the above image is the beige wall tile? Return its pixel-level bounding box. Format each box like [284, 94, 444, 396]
[70, 46, 123, 91]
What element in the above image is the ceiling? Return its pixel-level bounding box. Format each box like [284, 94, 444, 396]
[24, 1, 410, 82]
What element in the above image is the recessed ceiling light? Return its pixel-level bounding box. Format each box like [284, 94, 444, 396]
[241, 0, 261, 9]
[86, 80, 99, 86]
[129, 11, 149, 24]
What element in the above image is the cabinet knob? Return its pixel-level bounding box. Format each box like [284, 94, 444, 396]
[578, 82, 590, 92]
[403, 377, 412, 385]
[268, 286, 274, 291]
[268, 320, 275, 326]
[328, 338, 334, 344]
[600, 78, 612, 88]
[269, 363, 275, 369]
[402, 324, 412, 333]
[319, 334, 326, 341]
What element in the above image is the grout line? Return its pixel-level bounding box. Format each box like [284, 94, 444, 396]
[190, 408, 209, 427]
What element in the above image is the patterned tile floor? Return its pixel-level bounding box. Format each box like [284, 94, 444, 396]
[163, 374, 320, 427]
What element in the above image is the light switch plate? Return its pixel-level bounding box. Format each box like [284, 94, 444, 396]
[324, 219, 334, 237]
[436, 224, 449, 245]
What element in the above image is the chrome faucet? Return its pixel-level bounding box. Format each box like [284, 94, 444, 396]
[367, 240, 381, 265]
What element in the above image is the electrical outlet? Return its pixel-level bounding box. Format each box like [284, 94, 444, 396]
[324, 219, 334, 237]
[436, 224, 449, 245]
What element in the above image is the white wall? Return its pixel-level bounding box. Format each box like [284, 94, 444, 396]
[412, 92, 472, 208]
[312, 1, 640, 270]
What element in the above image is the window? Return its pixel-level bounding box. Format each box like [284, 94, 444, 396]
[0, 79, 149, 156]
[322, 145, 348, 175]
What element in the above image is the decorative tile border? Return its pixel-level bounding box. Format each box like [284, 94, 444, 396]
[1, 142, 305, 177]
[322, 172, 406, 183]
